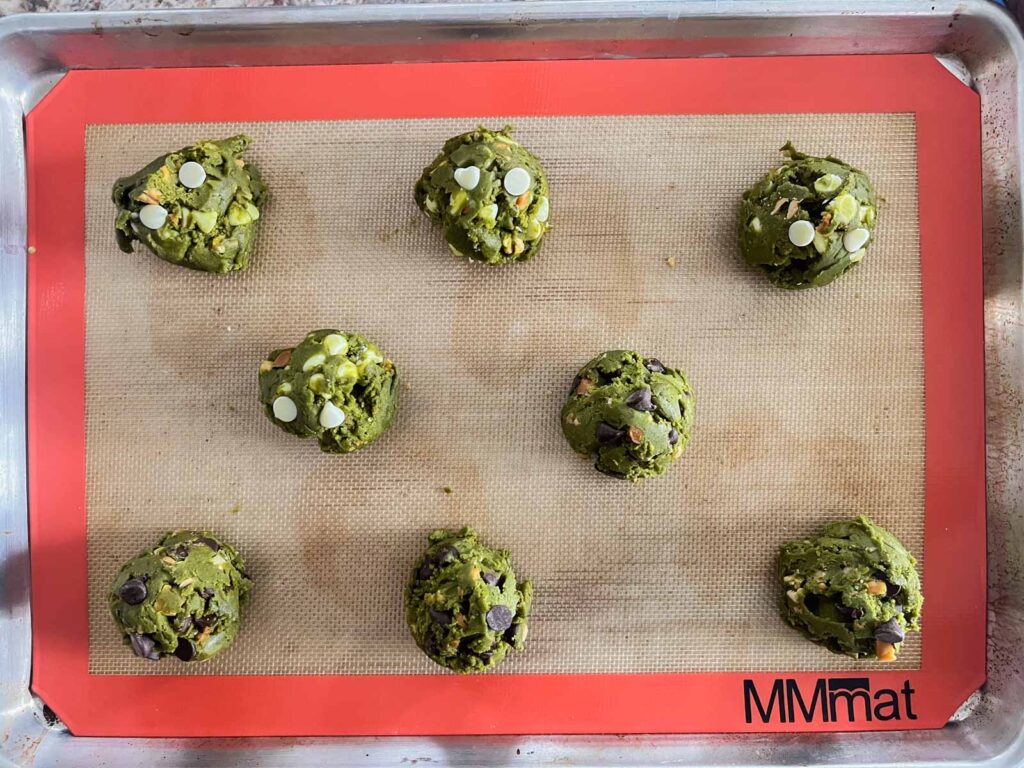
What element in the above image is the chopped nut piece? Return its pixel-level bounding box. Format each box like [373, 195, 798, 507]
[627, 426, 644, 444]
[866, 579, 887, 596]
[575, 378, 595, 396]
[771, 198, 789, 215]
[786, 199, 801, 220]
[876, 640, 896, 662]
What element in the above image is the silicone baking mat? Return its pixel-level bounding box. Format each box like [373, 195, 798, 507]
[26, 56, 985, 737]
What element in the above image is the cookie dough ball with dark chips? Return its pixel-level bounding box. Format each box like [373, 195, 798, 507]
[779, 516, 922, 661]
[109, 530, 252, 663]
[406, 527, 533, 673]
[561, 350, 695, 482]
[739, 142, 878, 289]
[415, 125, 551, 265]
[258, 329, 399, 454]
[113, 134, 268, 273]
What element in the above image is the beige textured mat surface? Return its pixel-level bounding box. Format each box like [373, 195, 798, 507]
[84, 114, 922, 675]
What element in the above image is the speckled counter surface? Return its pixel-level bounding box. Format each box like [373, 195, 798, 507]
[0, 0, 432, 15]
[3, 0, 1019, 24]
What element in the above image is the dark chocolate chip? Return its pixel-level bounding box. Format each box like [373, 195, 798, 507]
[486, 605, 514, 632]
[481, 572, 500, 586]
[194, 614, 217, 629]
[595, 422, 625, 445]
[885, 581, 903, 599]
[429, 546, 458, 567]
[176, 615, 194, 634]
[624, 388, 655, 412]
[173, 638, 196, 662]
[417, 563, 434, 580]
[170, 544, 190, 561]
[668, 428, 680, 445]
[429, 608, 452, 626]
[645, 359, 666, 373]
[874, 617, 906, 644]
[594, 462, 626, 478]
[425, 633, 441, 655]
[835, 601, 864, 620]
[475, 651, 494, 661]
[194, 536, 220, 551]
[200, 587, 215, 599]
[129, 633, 161, 661]
[118, 577, 147, 605]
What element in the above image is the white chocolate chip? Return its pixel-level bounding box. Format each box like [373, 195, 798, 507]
[453, 166, 481, 191]
[336, 359, 359, 380]
[503, 167, 531, 197]
[302, 353, 325, 372]
[322, 334, 348, 356]
[843, 227, 871, 253]
[272, 396, 298, 422]
[788, 220, 816, 248]
[139, 204, 168, 230]
[177, 161, 207, 189]
[535, 196, 549, 223]
[319, 401, 346, 429]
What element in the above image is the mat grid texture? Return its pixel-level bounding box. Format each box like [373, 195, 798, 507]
[84, 114, 923, 675]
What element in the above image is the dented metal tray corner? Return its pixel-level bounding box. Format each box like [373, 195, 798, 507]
[1, 1, 1022, 766]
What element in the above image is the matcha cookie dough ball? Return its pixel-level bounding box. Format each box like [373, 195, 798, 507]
[779, 516, 922, 661]
[406, 528, 533, 673]
[415, 126, 551, 265]
[113, 135, 268, 273]
[258, 329, 399, 454]
[739, 142, 878, 289]
[109, 530, 252, 663]
[561, 350, 695, 482]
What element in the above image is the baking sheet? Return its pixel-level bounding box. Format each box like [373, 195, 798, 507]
[82, 113, 923, 676]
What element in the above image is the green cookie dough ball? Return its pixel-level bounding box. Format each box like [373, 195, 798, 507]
[561, 350, 695, 482]
[113, 135, 268, 273]
[779, 516, 923, 661]
[739, 142, 878, 289]
[415, 126, 551, 265]
[258, 329, 399, 454]
[109, 530, 252, 663]
[405, 527, 533, 674]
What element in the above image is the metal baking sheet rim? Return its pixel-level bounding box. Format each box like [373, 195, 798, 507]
[0, 1, 1021, 766]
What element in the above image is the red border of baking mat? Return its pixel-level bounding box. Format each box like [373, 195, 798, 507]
[25, 55, 985, 737]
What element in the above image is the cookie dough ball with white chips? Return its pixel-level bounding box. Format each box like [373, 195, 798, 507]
[415, 125, 551, 265]
[739, 142, 878, 289]
[112, 135, 268, 274]
[258, 330, 399, 454]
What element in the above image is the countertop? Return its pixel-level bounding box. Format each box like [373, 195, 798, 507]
[0, 0, 401, 16]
